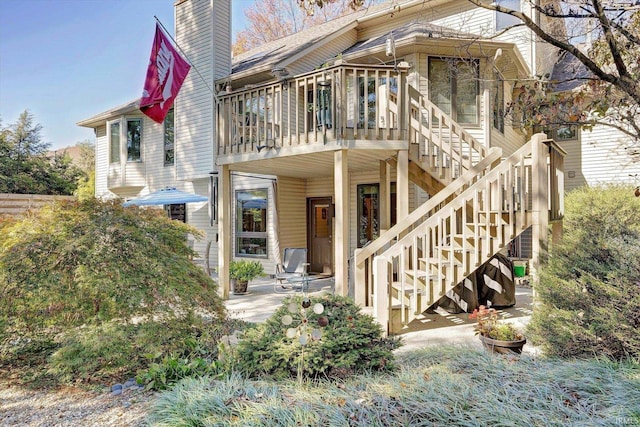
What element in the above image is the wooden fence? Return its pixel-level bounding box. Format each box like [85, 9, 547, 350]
[0, 193, 76, 217]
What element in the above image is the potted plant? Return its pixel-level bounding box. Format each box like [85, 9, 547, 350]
[229, 260, 265, 295]
[469, 305, 526, 354]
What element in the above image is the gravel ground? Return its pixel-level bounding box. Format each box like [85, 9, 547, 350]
[0, 382, 154, 427]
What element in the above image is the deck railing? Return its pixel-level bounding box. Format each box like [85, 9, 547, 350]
[353, 147, 503, 307]
[407, 86, 490, 185]
[216, 64, 407, 156]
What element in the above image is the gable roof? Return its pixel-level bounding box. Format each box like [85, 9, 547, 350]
[231, 9, 367, 78]
[227, 0, 524, 84]
[77, 99, 140, 128]
[342, 22, 481, 58]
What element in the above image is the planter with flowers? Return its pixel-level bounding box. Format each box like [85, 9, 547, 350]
[469, 305, 526, 354]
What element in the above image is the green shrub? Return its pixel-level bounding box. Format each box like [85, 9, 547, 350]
[0, 199, 229, 385]
[229, 259, 265, 282]
[235, 294, 401, 379]
[528, 185, 640, 359]
[137, 354, 215, 391]
[134, 318, 246, 391]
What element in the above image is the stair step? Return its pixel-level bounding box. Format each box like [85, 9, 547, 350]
[421, 257, 463, 266]
[435, 245, 475, 253]
[391, 282, 425, 294]
[404, 269, 438, 279]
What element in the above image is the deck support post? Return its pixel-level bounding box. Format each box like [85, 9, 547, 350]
[334, 149, 349, 296]
[217, 164, 231, 299]
[373, 255, 390, 336]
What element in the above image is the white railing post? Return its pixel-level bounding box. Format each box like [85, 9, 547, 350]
[531, 132, 549, 280]
[373, 255, 390, 336]
[354, 248, 366, 306]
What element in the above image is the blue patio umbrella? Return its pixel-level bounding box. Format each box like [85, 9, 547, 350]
[123, 187, 208, 206]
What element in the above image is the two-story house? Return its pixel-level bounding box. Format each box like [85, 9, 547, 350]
[80, 0, 570, 333]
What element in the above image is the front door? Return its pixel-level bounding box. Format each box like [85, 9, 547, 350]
[308, 197, 332, 274]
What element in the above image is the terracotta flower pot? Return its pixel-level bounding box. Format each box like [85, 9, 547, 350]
[479, 335, 526, 354]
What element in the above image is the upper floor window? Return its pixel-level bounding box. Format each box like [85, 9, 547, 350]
[495, 0, 521, 32]
[545, 125, 579, 142]
[429, 57, 479, 125]
[555, 125, 578, 141]
[164, 109, 174, 166]
[109, 122, 120, 163]
[127, 118, 142, 162]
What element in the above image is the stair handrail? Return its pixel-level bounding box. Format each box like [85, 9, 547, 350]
[383, 139, 534, 258]
[372, 138, 541, 332]
[355, 146, 502, 264]
[408, 86, 490, 161]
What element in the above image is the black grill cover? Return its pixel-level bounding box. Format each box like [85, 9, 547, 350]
[431, 253, 516, 314]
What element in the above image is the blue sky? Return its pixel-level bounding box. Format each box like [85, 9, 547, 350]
[0, 0, 254, 150]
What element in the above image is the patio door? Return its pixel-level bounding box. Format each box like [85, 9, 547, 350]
[308, 197, 332, 274]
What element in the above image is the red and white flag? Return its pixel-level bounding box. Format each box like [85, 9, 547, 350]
[140, 23, 191, 123]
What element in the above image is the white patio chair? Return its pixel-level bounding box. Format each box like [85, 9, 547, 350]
[274, 248, 308, 292]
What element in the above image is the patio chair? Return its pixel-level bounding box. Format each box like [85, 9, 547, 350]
[274, 248, 308, 292]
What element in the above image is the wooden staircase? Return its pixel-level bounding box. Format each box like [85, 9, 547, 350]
[355, 89, 565, 334]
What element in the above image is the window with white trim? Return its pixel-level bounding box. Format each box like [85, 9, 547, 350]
[164, 109, 174, 166]
[548, 125, 579, 142]
[429, 57, 480, 125]
[109, 122, 120, 163]
[235, 189, 268, 257]
[127, 118, 142, 162]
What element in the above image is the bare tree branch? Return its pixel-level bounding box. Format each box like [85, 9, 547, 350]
[464, 0, 640, 105]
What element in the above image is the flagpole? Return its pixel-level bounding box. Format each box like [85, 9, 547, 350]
[154, 16, 219, 104]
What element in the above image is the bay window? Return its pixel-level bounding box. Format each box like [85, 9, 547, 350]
[109, 122, 120, 163]
[127, 118, 142, 162]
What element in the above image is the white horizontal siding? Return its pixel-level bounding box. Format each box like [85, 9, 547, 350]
[429, 2, 494, 36]
[213, 0, 232, 80]
[188, 178, 217, 271]
[94, 126, 110, 198]
[142, 115, 175, 189]
[306, 175, 334, 198]
[560, 139, 584, 191]
[568, 126, 640, 190]
[276, 177, 307, 259]
[490, 79, 526, 156]
[175, 0, 215, 180]
[495, 26, 533, 74]
[286, 30, 357, 75]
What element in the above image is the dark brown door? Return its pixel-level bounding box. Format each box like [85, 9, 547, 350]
[308, 197, 332, 274]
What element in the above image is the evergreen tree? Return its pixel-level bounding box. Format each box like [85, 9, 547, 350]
[0, 110, 85, 195]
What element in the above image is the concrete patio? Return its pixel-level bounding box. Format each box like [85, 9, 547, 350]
[224, 275, 537, 355]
